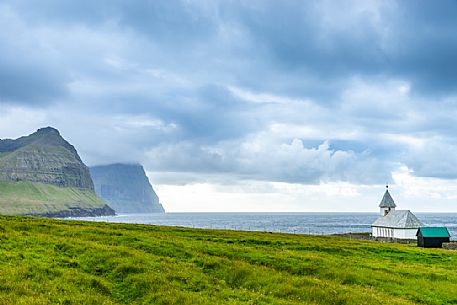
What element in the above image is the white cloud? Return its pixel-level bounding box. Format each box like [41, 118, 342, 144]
[228, 86, 314, 106]
[145, 131, 391, 185]
[153, 171, 457, 212]
[0, 106, 48, 138]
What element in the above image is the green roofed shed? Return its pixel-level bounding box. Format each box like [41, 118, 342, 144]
[417, 227, 450, 248]
[418, 227, 450, 238]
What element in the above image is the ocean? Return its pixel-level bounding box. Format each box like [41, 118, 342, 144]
[72, 212, 457, 240]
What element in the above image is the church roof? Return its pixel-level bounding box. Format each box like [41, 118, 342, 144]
[379, 189, 396, 208]
[372, 210, 424, 229]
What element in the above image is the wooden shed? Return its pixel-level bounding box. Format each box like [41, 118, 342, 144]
[416, 227, 450, 248]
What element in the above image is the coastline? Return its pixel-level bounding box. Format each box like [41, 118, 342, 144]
[67, 212, 457, 240]
[22, 204, 116, 218]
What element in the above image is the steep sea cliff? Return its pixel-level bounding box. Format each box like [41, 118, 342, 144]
[90, 163, 165, 214]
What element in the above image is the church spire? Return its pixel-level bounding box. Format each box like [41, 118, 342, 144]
[380, 185, 395, 208]
[379, 185, 396, 216]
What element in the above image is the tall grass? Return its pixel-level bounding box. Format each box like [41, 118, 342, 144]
[0, 216, 456, 304]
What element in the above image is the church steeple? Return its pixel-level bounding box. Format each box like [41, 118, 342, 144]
[379, 185, 396, 216]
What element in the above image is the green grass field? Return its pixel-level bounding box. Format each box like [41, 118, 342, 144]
[0, 181, 107, 215]
[0, 216, 456, 305]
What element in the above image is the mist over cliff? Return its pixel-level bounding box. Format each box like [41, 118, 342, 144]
[90, 164, 165, 214]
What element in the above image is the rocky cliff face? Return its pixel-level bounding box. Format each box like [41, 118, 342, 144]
[90, 164, 165, 214]
[0, 127, 94, 190]
[0, 127, 115, 217]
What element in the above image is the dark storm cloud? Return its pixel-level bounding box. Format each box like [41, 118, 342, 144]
[0, 59, 67, 105]
[0, 5, 68, 105]
[383, 1, 457, 96]
[168, 85, 263, 142]
[5, 0, 218, 43]
[227, 1, 457, 98]
[76, 84, 263, 143]
[4, 1, 457, 98]
[1, 0, 457, 183]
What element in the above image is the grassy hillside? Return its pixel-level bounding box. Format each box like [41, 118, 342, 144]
[0, 216, 456, 304]
[0, 181, 108, 215]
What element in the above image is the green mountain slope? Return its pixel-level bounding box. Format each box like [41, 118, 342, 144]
[0, 181, 112, 217]
[0, 127, 114, 217]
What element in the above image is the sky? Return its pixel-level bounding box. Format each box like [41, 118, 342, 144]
[1, 0, 457, 212]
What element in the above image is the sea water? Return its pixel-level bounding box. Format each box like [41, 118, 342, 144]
[73, 212, 457, 240]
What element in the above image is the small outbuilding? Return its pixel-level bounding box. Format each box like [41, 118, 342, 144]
[416, 227, 450, 248]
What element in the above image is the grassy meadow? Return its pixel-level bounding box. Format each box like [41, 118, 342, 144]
[0, 182, 107, 215]
[0, 216, 456, 305]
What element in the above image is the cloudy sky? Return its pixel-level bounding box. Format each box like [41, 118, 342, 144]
[1, 0, 457, 212]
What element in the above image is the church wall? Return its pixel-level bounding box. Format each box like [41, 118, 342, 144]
[372, 226, 418, 239]
[393, 228, 418, 239]
[372, 226, 378, 237]
[372, 226, 393, 238]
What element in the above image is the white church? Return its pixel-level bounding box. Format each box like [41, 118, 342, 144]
[371, 186, 424, 240]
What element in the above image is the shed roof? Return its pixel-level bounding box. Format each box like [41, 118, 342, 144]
[372, 210, 424, 229]
[379, 189, 396, 208]
[417, 227, 450, 238]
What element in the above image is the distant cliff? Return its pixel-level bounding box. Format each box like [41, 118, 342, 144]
[0, 127, 115, 217]
[90, 164, 165, 214]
